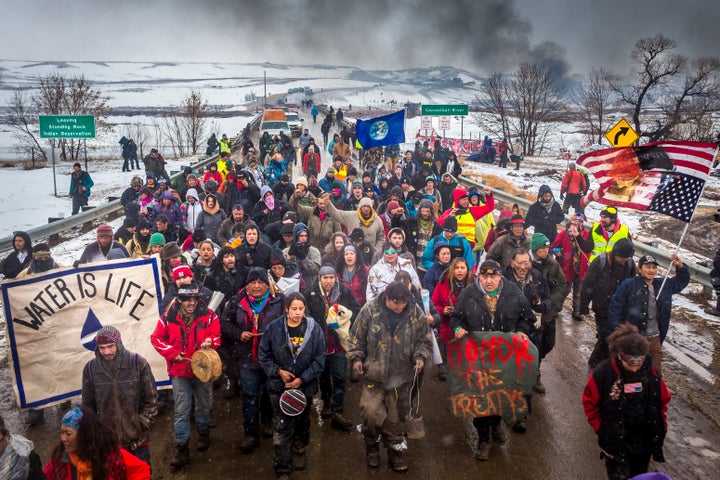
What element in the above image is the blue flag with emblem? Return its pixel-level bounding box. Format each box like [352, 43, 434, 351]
[355, 110, 406, 149]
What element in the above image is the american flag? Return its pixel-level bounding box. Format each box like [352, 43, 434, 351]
[578, 141, 717, 222]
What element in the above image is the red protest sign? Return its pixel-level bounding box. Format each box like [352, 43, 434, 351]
[446, 332, 539, 423]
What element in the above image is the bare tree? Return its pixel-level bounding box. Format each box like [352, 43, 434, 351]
[6, 89, 47, 162]
[476, 73, 512, 141]
[573, 68, 614, 145]
[162, 113, 186, 158]
[476, 63, 565, 156]
[610, 34, 683, 139]
[182, 90, 208, 155]
[32, 74, 110, 161]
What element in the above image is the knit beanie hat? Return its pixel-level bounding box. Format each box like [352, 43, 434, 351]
[443, 216, 458, 232]
[161, 241, 182, 260]
[97, 224, 113, 237]
[246, 267, 270, 285]
[172, 264, 194, 281]
[530, 233, 550, 251]
[95, 325, 122, 346]
[149, 233, 166, 248]
[612, 238, 635, 258]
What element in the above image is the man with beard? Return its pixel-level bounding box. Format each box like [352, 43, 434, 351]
[217, 204, 250, 247]
[151, 282, 220, 470]
[82, 326, 157, 463]
[221, 268, 285, 453]
[588, 206, 631, 264]
[291, 191, 341, 251]
[125, 218, 153, 259]
[323, 194, 386, 251]
[77, 224, 129, 265]
[306, 265, 361, 430]
[486, 215, 531, 268]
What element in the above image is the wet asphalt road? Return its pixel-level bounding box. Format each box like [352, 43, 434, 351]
[23, 307, 720, 479]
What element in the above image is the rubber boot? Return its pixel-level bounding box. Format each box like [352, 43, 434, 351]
[170, 443, 190, 470]
[533, 372, 546, 395]
[197, 430, 210, 451]
[365, 442, 380, 468]
[388, 447, 408, 472]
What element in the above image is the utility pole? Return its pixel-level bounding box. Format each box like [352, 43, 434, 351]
[264, 71, 267, 110]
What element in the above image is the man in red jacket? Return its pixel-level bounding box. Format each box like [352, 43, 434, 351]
[560, 163, 587, 214]
[150, 282, 221, 471]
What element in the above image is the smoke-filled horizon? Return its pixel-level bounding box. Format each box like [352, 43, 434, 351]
[1, 0, 717, 80]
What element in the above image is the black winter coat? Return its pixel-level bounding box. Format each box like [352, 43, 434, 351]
[579, 255, 637, 326]
[450, 279, 535, 334]
[235, 241, 274, 276]
[525, 199, 564, 243]
[220, 289, 285, 375]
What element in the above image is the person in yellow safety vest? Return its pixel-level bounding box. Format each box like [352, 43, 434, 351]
[216, 152, 231, 182]
[219, 134, 232, 156]
[588, 206, 631, 264]
[331, 157, 348, 182]
[437, 186, 495, 249]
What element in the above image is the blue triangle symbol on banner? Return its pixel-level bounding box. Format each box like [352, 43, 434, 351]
[80, 309, 103, 351]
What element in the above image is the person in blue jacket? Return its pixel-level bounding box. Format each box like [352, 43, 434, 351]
[69, 162, 94, 215]
[259, 292, 326, 479]
[608, 253, 689, 376]
[421, 216, 473, 271]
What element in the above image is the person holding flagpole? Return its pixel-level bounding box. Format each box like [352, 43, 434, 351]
[608, 253, 689, 376]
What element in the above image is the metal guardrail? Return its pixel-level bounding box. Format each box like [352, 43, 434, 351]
[0, 112, 264, 257]
[460, 175, 713, 290]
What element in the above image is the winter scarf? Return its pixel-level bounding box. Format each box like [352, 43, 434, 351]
[357, 208, 376, 227]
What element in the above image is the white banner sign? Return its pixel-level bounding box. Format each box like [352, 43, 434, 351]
[1, 257, 168, 409]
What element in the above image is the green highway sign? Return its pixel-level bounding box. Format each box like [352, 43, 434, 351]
[39, 115, 96, 139]
[421, 104, 468, 116]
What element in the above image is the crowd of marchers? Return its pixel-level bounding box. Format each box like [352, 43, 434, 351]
[1, 110, 709, 480]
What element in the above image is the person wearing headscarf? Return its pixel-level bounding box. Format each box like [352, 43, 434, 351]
[43, 406, 151, 480]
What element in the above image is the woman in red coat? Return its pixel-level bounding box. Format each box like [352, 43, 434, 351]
[302, 145, 322, 177]
[336, 245, 369, 305]
[44, 406, 150, 480]
[431, 257, 470, 372]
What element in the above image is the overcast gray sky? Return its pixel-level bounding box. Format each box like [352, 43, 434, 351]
[2, 0, 718, 78]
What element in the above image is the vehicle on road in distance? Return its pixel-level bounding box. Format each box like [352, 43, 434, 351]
[260, 109, 290, 137]
[285, 111, 303, 137]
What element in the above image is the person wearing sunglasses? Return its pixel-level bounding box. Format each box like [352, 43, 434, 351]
[583, 323, 670, 480]
[347, 281, 432, 472]
[366, 241, 420, 301]
[588, 206, 631, 264]
[450, 259, 535, 461]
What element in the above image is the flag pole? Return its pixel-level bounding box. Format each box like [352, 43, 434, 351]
[655, 144, 718, 299]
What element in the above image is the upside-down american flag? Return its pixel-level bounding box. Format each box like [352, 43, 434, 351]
[577, 141, 717, 222]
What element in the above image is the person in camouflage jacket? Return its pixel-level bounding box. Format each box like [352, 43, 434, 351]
[347, 281, 432, 473]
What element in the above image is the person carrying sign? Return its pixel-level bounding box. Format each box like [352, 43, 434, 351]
[450, 259, 535, 461]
